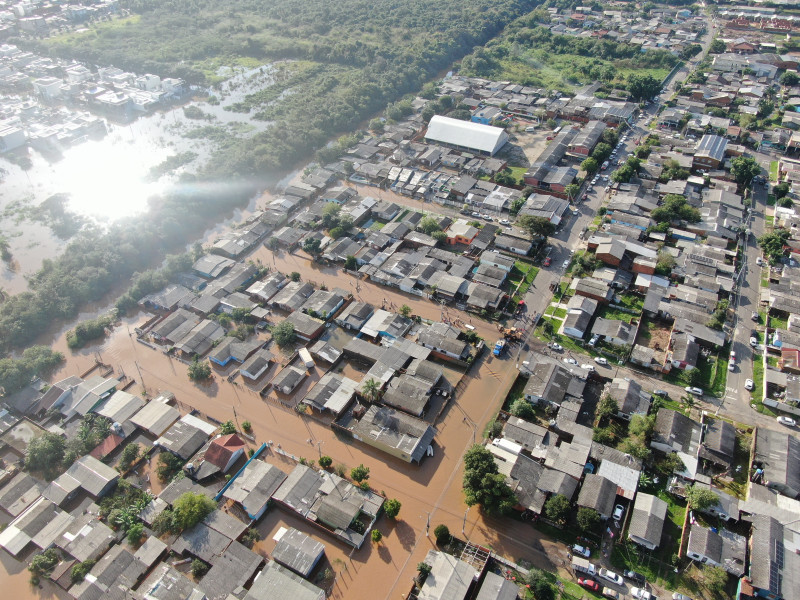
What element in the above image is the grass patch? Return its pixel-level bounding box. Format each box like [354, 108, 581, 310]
[617, 292, 644, 313]
[663, 352, 726, 397]
[715, 433, 751, 499]
[766, 194, 776, 207]
[766, 215, 774, 227]
[553, 307, 567, 319]
[597, 304, 636, 324]
[750, 355, 776, 416]
[501, 374, 528, 411]
[509, 262, 539, 299]
[769, 161, 779, 182]
[769, 313, 788, 330]
[368, 221, 384, 231]
[767, 355, 779, 368]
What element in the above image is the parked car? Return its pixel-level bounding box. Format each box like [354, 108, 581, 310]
[750, 336, 758, 347]
[612, 504, 625, 522]
[756, 257, 763, 266]
[562, 259, 570, 269]
[777, 416, 797, 427]
[745, 379, 754, 391]
[471, 211, 481, 218]
[499, 219, 510, 225]
[752, 311, 759, 322]
[564, 357, 578, 365]
[550, 343, 563, 351]
[573, 544, 591, 558]
[672, 594, 693, 600]
[543, 257, 552, 267]
[581, 364, 595, 372]
[594, 357, 608, 365]
[685, 386, 704, 396]
[653, 389, 668, 398]
[572, 209, 579, 216]
[728, 361, 735, 372]
[578, 579, 600, 592]
[631, 587, 653, 600]
[603, 588, 620, 599]
[624, 571, 646, 586]
[598, 569, 624, 586]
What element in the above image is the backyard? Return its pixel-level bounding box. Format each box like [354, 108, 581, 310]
[508, 261, 540, 302]
[663, 351, 727, 398]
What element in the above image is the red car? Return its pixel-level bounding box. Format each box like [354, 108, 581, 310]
[578, 579, 600, 592]
[543, 257, 552, 267]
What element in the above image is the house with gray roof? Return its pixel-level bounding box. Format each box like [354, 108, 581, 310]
[651, 409, 702, 456]
[348, 405, 436, 463]
[272, 527, 325, 577]
[360, 309, 412, 340]
[748, 514, 800, 600]
[335, 301, 374, 331]
[418, 549, 476, 600]
[0, 496, 74, 556]
[94, 389, 145, 424]
[753, 427, 800, 499]
[272, 365, 308, 396]
[417, 329, 471, 361]
[55, 514, 115, 563]
[0, 472, 44, 517]
[271, 281, 315, 312]
[686, 524, 746, 577]
[240, 349, 274, 381]
[303, 373, 358, 416]
[139, 564, 204, 600]
[200, 540, 263, 599]
[628, 492, 668, 550]
[224, 458, 286, 521]
[591, 318, 636, 347]
[69, 544, 148, 600]
[272, 464, 383, 548]
[577, 474, 618, 520]
[247, 271, 288, 303]
[155, 420, 208, 460]
[285, 311, 326, 341]
[300, 290, 345, 320]
[523, 360, 585, 407]
[502, 417, 556, 460]
[130, 398, 180, 437]
[244, 561, 325, 600]
[466, 282, 505, 311]
[698, 417, 736, 469]
[43, 454, 119, 504]
[173, 319, 225, 357]
[192, 253, 234, 278]
[603, 378, 651, 420]
[209, 337, 262, 367]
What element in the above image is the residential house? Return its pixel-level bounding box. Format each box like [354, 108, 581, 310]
[300, 290, 345, 320]
[348, 405, 436, 463]
[285, 312, 326, 342]
[417, 330, 471, 361]
[603, 378, 651, 420]
[698, 417, 736, 470]
[446, 219, 480, 245]
[686, 524, 746, 577]
[523, 360, 585, 407]
[577, 474, 618, 520]
[591, 318, 636, 348]
[42, 455, 119, 505]
[562, 295, 598, 339]
[271, 282, 315, 312]
[244, 562, 325, 600]
[692, 134, 728, 170]
[418, 549, 475, 600]
[651, 409, 702, 457]
[628, 493, 668, 550]
[155, 419, 209, 461]
[574, 278, 614, 303]
[494, 234, 533, 256]
[202, 433, 246, 473]
[223, 458, 287, 521]
[0, 497, 74, 556]
[303, 373, 358, 417]
[209, 337, 262, 367]
[240, 349, 275, 381]
[745, 515, 800, 600]
[272, 527, 325, 578]
[480, 250, 515, 272]
[752, 427, 800, 499]
[272, 366, 308, 395]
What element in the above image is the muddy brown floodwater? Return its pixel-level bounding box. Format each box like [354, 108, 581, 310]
[1, 250, 570, 600]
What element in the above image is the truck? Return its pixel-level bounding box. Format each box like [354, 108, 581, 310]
[298, 348, 315, 369]
[572, 556, 597, 576]
[493, 340, 506, 356]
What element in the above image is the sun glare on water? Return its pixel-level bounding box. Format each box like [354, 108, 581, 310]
[51, 131, 168, 222]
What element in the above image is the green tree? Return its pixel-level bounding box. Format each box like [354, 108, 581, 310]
[596, 394, 618, 421]
[628, 414, 655, 439]
[510, 196, 526, 215]
[709, 39, 726, 54]
[362, 377, 380, 403]
[118, 443, 141, 472]
[371, 529, 383, 544]
[544, 494, 570, 523]
[758, 229, 790, 263]
[462, 445, 517, 515]
[242, 420, 252, 433]
[344, 255, 357, 270]
[126, 522, 144, 546]
[730, 155, 761, 187]
[399, 304, 412, 318]
[156, 452, 184, 482]
[564, 183, 580, 200]
[272, 320, 296, 347]
[434, 524, 451, 545]
[619, 438, 651, 461]
[581, 157, 599, 175]
[71, 560, 96, 584]
[25, 432, 65, 479]
[655, 251, 676, 276]
[686, 484, 718, 511]
[419, 216, 442, 235]
[289, 271, 301, 282]
[29, 548, 60, 583]
[432, 230, 447, 243]
[524, 568, 555, 600]
[627, 73, 661, 102]
[188, 357, 212, 381]
[383, 498, 402, 519]
[518, 215, 556, 238]
[303, 237, 321, 255]
[191, 558, 209, 577]
[577, 507, 600, 532]
[592, 142, 613, 163]
[173, 492, 217, 532]
[219, 420, 236, 435]
[351, 463, 370, 482]
[509, 398, 536, 420]
[318, 455, 333, 469]
[780, 71, 799, 87]
[774, 182, 790, 200]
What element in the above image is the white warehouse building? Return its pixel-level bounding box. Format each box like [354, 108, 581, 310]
[424, 115, 509, 156]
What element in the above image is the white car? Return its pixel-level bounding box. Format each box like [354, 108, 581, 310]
[594, 357, 608, 365]
[499, 219, 510, 225]
[631, 588, 653, 600]
[572, 209, 579, 215]
[612, 504, 625, 521]
[599, 569, 624, 586]
[728, 361, 735, 372]
[777, 416, 797, 427]
[685, 386, 704, 396]
[564, 357, 578, 365]
[572, 544, 591, 558]
[745, 379, 754, 391]
[562, 259, 570, 269]
[581, 364, 595, 372]
[750, 336, 758, 347]
[550, 343, 563, 351]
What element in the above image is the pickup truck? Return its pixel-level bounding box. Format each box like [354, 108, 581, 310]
[493, 340, 506, 356]
[571, 556, 597, 576]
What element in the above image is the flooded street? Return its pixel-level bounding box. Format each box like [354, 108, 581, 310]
[0, 240, 574, 600]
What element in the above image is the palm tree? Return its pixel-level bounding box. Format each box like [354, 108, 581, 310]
[362, 378, 380, 404]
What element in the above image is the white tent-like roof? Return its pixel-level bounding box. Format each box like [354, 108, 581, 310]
[424, 115, 509, 156]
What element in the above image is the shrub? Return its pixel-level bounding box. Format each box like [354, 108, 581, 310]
[173, 492, 217, 532]
[219, 420, 236, 435]
[126, 523, 144, 547]
[71, 560, 96, 584]
[371, 529, 383, 544]
[434, 524, 451, 545]
[350, 463, 370, 482]
[241, 421, 252, 433]
[318, 455, 333, 469]
[118, 443, 141, 472]
[191, 559, 209, 577]
[383, 498, 402, 519]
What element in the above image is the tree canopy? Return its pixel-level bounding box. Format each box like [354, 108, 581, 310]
[462, 445, 517, 515]
[651, 194, 701, 224]
[518, 215, 556, 238]
[173, 492, 217, 531]
[686, 484, 719, 511]
[627, 73, 661, 102]
[272, 320, 296, 347]
[730, 156, 761, 187]
[25, 432, 66, 480]
[758, 229, 790, 263]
